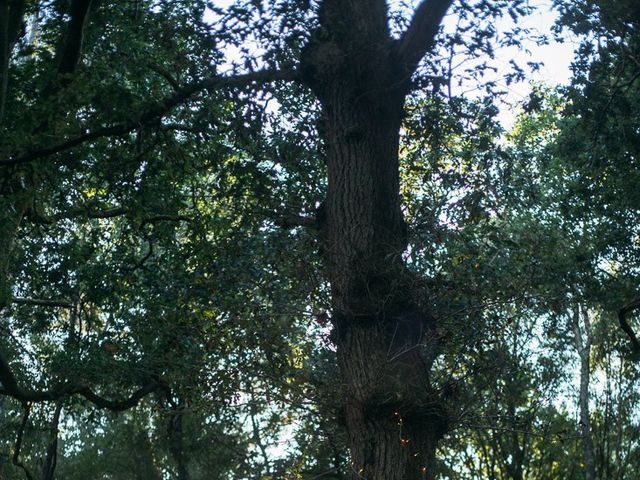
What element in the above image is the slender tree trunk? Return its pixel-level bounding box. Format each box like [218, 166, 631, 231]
[0, 0, 9, 122]
[167, 401, 190, 480]
[42, 402, 63, 480]
[572, 304, 596, 480]
[133, 427, 163, 480]
[301, 2, 451, 478]
[0, 0, 26, 124]
[0, 2, 29, 301]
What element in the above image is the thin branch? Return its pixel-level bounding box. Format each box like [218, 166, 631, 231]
[42, 402, 63, 480]
[302, 468, 339, 480]
[274, 213, 316, 229]
[32, 205, 193, 224]
[3, 123, 141, 167]
[127, 235, 154, 273]
[141, 214, 193, 225]
[12, 297, 74, 308]
[147, 62, 180, 90]
[2, 68, 299, 167]
[71, 206, 127, 219]
[461, 423, 581, 441]
[395, 0, 453, 74]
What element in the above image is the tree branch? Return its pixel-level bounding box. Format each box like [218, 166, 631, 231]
[0, 0, 27, 122]
[28, 204, 193, 225]
[56, 0, 97, 75]
[618, 297, 640, 353]
[141, 214, 193, 226]
[0, 350, 161, 411]
[71, 206, 127, 219]
[395, 0, 453, 74]
[2, 68, 299, 167]
[147, 62, 181, 91]
[274, 213, 317, 229]
[12, 297, 74, 308]
[76, 381, 160, 410]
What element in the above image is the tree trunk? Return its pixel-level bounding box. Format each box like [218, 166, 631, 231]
[301, 2, 450, 478]
[167, 401, 190, 480]
[42, 402, 63, 480]
[572, 304, 596, 480]
[0, 0, 26, 124]
[133, 427, 163, 480]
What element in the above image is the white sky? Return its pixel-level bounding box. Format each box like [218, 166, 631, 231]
[488, 2, 577, 127]
[206, 1, 577, 128]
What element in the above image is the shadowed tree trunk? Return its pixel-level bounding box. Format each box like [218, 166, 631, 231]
[0, 0, 26, 123]
[42, 402, 63, 480]
[167, 402, 190, 480]
[301, 1, 453, 478]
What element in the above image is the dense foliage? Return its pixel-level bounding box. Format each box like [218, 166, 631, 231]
[0, 0, 639, 479]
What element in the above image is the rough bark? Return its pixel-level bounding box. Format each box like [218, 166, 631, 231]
[301, 1, 452, 478]
[572, 304, 596, 480]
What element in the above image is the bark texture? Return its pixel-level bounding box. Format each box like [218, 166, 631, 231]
[301, 1, 452, 478]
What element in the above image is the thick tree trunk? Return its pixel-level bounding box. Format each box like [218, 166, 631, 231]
[301, 2, 450, 478]
[322, 108, 445, 480]
[337, 322, 445, 480]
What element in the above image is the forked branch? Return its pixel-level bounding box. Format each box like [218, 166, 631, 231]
[395, 0, 454, 74]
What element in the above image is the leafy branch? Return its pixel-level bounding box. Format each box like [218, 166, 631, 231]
[0, 352, 163, 411]
[2, 68, 300, 167]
